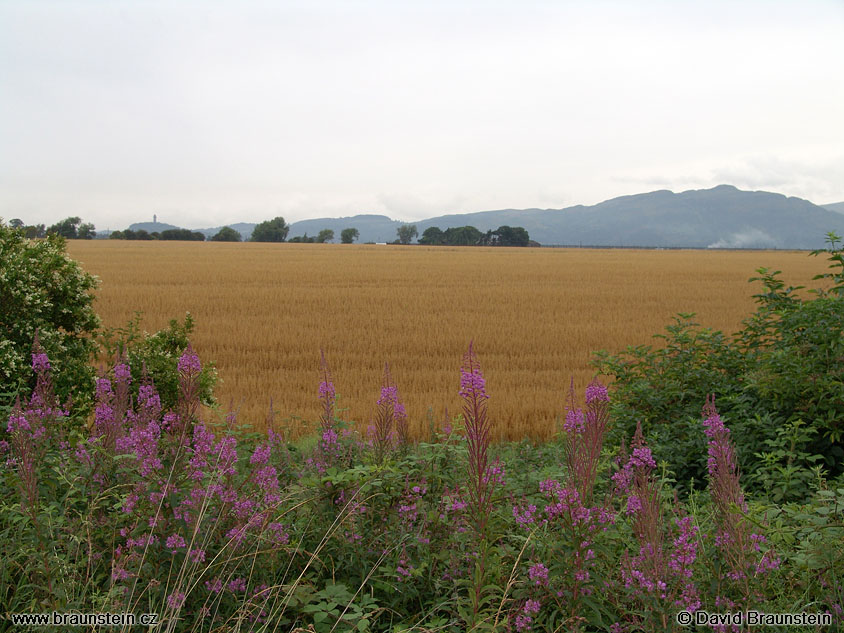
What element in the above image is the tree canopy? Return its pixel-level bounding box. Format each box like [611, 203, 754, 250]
[46, 216, 96, 240]
[316, 229, 334, 243]
[159, 228, 206, 241]
[418, 225, 531, 246]
[210, 226, 242, 242]
[251, 217, 290, 242]
[397, 224, 418, 244]
[0, 222, 101, 410]
[340, 228, 359, 244]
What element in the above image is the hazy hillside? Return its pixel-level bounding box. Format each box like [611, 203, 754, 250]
[417, 185, 844, 248]
[287, 215, 404, 243]
[195, 223, 256, 240]
[128, 221, 181, 233]
[113, 186, 844, 248]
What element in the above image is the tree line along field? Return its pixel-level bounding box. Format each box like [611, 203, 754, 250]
[66, 240, 822, 441]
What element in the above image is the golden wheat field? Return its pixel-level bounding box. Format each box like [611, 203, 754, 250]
[65, 241, 825, 441]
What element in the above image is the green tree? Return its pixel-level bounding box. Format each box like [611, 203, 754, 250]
[444, 225, 483, 246]
[340, 227, 359, 244]
[251, 217, 290, 242]
[210, 226, 242, 242]
[98, 312, 216, 411]
[397, 224, 418, 245]
[594, 246, 844, 499]
[159, 228, 205, 241]
[23, 224, 46, 239]
[109, 231, 124, 240]
[47, 216, 82, 239]
[481, 225, 530, 247]
[78, 222, 97, 240]
[0, 222, 100, 411]
[9, 219, 24, 229]
[419, 226, 445, 245]
[121, 229, 154, 240]
[316, 229, 335, 243]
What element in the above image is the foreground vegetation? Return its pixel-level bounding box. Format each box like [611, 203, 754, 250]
[2, 342, 842, 631]
[2, 225, 843, 630]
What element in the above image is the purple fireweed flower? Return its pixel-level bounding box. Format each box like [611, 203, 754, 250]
[584, 380, 609, 403]
[162, 412, 179, 432]
[166, 534, 186, 552]
[631, 446, 656, 470]
[514, 614, 532, 632]
[373, 364, 405, 460]
[563, 408, 585, 433]
[318, 379, 336, 404]
[482, 460, 506, 487]
[113, 362, 131, 383]
[701, 395, 778, 602]
[250, 443, 271, 465]
[166, 592, 185, 609]
[669, 516, 699, 578]
[6, 411, 29, 433]
[31, 352, 51, 372]
[117, 420, 162, 477]
[205, 578, 223, 594]
[138, 384, 161, 412]
[268, 522, 290, 545]
[524, 599, 541, 615]
[178, 346, 201, 374]
[513, 504, 538, 529]
[528, 562, 549, 586]
[96, 377, 113, 399]
[626, 494, 643, 516]
[188, 424, 216, 480]
[563, 379, 611, 502]
[318, 350, 337, 439]
[228, 577, 247, 593]
[217, 435, 238, 477]
[122, 493, 139, 514]
[461, 343, 497, 541]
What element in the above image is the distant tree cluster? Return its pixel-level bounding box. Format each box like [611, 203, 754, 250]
[110, 229, 156, 240]
[417, 225, 531, 246]
[160, 228, 206, 241]
[250, 217, 289, 242]
[210, 226, 242, 242]
[480, 225, 530, 247]
[341, 228, 359, 244]
[110, 228, 205, 241]
[397, 224, 418, 244]
[9, 216, 96, 240]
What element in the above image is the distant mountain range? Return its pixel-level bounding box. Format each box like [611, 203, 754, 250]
[116, 185, 844, 249]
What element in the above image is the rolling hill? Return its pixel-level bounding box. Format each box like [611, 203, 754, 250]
[112, 185, 844, 248]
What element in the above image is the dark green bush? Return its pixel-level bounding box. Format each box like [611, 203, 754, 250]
[0, 222, 100, 415]
[593, 234, 844, 500]
[97, 312, 216, 410]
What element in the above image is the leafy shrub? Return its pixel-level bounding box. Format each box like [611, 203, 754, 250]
[594, 236, 844, 499]
[97, 312, 216, 410]
[2, 347, 844, 631]
[251, 217, 290, 242]
[0, 221, 100, 414]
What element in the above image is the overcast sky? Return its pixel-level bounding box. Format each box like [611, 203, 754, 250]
[2, 0, 843, 230]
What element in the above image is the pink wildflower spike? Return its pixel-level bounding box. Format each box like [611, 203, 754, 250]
[563, 378, 611, 503]
[318, 349, 336, 433]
